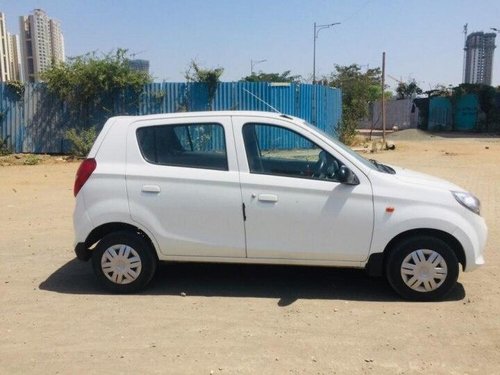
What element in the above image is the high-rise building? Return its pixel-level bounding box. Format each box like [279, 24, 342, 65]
[8, 33, 22, 81]
[128, 59, 150, 74]
[19, 9, 65, 82]
[0, 12, 11, 82]
[464, 31, 496, 85]
[49, 18, 64, 63]
[0, 13, 22, 82]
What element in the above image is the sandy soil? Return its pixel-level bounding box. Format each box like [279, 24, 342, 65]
[1, 134, 499, 374]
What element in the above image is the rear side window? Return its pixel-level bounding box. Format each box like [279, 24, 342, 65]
[136, 123, 228, 170]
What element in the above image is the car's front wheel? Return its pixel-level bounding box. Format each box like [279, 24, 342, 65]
[386, 235, 459, 301]
[92, 231, 158, 293]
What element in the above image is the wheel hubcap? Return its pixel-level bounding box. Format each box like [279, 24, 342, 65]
[400, 249, 448, 292]
[101, 244, 142, 285]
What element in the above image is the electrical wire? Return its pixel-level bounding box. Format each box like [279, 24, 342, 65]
[341, 0, 372, 24]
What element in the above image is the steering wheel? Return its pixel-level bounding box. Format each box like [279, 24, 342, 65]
[313, 151, 340, 180]
[313, 151, 329, 179]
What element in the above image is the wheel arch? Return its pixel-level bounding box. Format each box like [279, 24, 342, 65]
[366, 228, 466, 276]
[84, 222, 159, 260]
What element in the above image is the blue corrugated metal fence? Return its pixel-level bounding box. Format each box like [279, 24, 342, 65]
[0, 82, 341, 153]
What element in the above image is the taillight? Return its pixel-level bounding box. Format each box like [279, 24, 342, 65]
[74, 158, 97, 197]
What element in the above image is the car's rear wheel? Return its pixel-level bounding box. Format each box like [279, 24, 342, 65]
[386, 235, 459, 301]
[92, 231, 157, 293]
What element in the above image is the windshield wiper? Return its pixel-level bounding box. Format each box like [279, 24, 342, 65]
[369, 159, 396, 174]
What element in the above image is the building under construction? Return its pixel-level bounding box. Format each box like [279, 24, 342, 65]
[464, 31, 496, 85]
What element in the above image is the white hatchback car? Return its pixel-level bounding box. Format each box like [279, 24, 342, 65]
[73, 111, 487, 300]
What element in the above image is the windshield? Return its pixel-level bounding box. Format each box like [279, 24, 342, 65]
[302, 121, 379, 171]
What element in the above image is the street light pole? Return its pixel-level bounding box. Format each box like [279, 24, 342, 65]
[313, 22, 340, 84]
[250, 59, 267, 75]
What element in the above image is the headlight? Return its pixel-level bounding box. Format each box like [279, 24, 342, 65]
[452, 191, 481, 215]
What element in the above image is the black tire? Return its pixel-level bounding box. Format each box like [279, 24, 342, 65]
[91, 231, 158, 293]
[385, 235, 459, 301]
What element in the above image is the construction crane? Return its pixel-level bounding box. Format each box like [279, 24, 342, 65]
[387, 74, 427, 98]
[129, 50, 146, 59]
[387, 74, 404, 85]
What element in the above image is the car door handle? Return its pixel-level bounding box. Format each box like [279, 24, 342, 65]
[258, 194, 278, 203]
[142, 185, 161, 193]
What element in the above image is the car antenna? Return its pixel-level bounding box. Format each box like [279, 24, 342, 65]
[242, 88, 281, 114]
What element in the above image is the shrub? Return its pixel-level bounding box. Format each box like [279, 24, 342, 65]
[6, 81, 25, 101]
[23, 154, 40, 165]
[66, 127, 97, 157]
[337, 110, 359, 145]
[0, 136, 12, 155]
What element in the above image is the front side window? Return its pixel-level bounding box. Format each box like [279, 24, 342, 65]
[242, 123, 341, 181]
[136, 123, 228, 170]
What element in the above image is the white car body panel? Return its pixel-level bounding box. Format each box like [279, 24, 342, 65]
[367, 168, 487, 270]
[125, 115, 246, 258]
[73, 111, 487, 274]
[231, 116, 374, 262]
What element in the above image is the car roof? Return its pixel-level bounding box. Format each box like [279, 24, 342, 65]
[111, 111, 299, 122]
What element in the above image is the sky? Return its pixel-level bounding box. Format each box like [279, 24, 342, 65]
[1, 0, 500, 89]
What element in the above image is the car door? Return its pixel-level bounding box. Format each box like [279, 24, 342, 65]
[233, 116, 374, 262]
[126, 116, 246, 258]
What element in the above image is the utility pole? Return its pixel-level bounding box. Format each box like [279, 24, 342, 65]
[381, 52, 386, 145]
[250, 59, 266, 75]
[312, 22, 340, 84]
[311, 22, 339, 125]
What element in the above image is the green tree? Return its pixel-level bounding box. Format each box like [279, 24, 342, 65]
[41, 48, 151, 155]
[396, 79, 422, 99]
[184, 60, 224, 110]
[241, 70, 301, 83]
[42, 48, 151, 110]
[429, 84, 453, 97]
[327, 64, 383, 144]
[65, 127, 97, 157]
[185, 60, 224, 83]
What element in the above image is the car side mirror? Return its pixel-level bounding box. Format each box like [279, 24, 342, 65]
[338, 165, 359, 185]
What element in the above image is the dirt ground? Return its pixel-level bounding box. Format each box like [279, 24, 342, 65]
[1, 132, 499, 374]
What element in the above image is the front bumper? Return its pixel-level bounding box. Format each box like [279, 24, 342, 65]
[453, 214, 488, 272]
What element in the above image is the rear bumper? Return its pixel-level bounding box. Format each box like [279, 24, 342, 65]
[74, 242, 92, 261]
